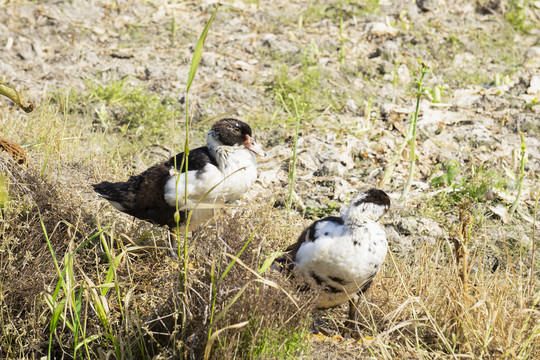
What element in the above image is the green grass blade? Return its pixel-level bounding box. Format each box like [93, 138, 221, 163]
[214, 282, 252, 324]
[102, 252, 124, 297]
[186, 5, 219, 94]
[74, 334, 102, 352]
[258, 251, 284, 274]
[50, 298, 67, 332]
[221, 227, 258, 280]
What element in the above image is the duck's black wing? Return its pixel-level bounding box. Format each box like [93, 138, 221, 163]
[92, 147, 218, 227]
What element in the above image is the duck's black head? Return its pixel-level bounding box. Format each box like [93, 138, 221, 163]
[208, 118, 265, 156]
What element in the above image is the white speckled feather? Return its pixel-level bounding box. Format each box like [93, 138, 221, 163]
[295, 219, 387, 307]
[288, 189, 391, 308]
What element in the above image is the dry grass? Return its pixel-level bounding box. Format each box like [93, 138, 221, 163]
[1, 144, 538, 359]
[0, 147, 315, 358]
[0, 88, 539, 359]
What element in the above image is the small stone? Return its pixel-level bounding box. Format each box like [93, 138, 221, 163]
[417, 218, 444, 237]
[397, 218, 418, 236]
[417, 0, 439, 12]
[345, 99, 358, 113]
[488, 205, 510, 224]
[527, 75, 540, 97]
[367, 22, 398, 39]
[524, 47, 540, 69]
[380, 41, 399, 62]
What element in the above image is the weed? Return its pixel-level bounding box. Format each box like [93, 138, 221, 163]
[510, 133, 527, 216]
[176, 5, 219, 356]
[284, 94, 302, 217]
[431, 160, 460, 189]
[87, 78, 181, 139]
[392, 61, 399, 103]
[250, 325, 309, 359]
[525, 97, 539, 109]
[0, 173, 8, 208]
[305, 200, 341, 219]
[430, 164, 507, 210]
[271, 58, 320, 120]
[399, 60, 431, 203]
[506, 0, 533, 32]
[380, 60, 431, 195]
[529, 183, 539, 298]
[338, 14, 348, 65]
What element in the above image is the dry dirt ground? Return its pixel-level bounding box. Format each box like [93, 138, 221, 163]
[1, 0, 540, 359]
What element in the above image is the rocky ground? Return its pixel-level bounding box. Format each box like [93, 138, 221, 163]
[1, 0, 540, 359]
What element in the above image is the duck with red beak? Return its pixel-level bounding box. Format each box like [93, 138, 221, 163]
[93, 118, 266, 228]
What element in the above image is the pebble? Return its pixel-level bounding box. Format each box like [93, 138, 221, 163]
[527, 75, 540, 97]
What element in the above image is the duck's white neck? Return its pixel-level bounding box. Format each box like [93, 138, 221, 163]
[342, 202, 387, 225]
[207, 131, 256, 175]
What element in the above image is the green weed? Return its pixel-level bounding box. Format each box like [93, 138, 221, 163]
[305, 200, 341, 219]
[0, 174, 9, 208]
[87, 78, 181, 138]
[430, 164, 507, 210]
[398, 60, 430, 203]
[506, 0, 533, 32]
[250, 325, 309, 359]
[271, 58, 320, 120]
[510, 132, 527, 216]
[51, 78, 182, 146]
[431, 160, 460, 189]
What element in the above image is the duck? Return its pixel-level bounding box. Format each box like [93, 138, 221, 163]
[274, 189, 391, 333]
[92, 118, 266, 228]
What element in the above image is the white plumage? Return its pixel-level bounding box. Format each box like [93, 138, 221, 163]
[275, 188, 391, 331]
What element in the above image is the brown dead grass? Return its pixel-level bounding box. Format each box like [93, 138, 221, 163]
[1, 148, 539, 359]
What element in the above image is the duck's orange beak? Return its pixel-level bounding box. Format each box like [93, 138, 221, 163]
[243, 135, 266, 157]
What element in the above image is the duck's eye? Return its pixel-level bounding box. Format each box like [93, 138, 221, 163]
[233, 127, 241, 134]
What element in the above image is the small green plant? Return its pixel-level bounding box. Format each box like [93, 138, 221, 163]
[272, 57, 319, 120]
[338, 14, 349, 65]
[425, 84, 443, 103]
[391, 61, 399, 103]
[380, 60, 431, 190]
[529, 181, 539, 298]
[431, 160, 460, 188]
[90, 79, 181, 137]
[250, 326, 309, 359]
[42, 217, 110, 359]
[398, 60, 430, 203]
[510, 132, 527, 216]
[429, 164, 507, 210]
[305, 201, 341, 219]
[524, 97, 538, 109]
[506, 0, 533, 32]
[281, 94, 303, 217]
[205, 229, 258, 359]
[0, 174, 9, 209]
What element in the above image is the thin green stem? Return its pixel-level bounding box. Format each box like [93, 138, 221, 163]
[529, 191, 538, 298]
[510, 132, 527, 216]
[399, 61, 430, 204]
[286, 94, 301, 217]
